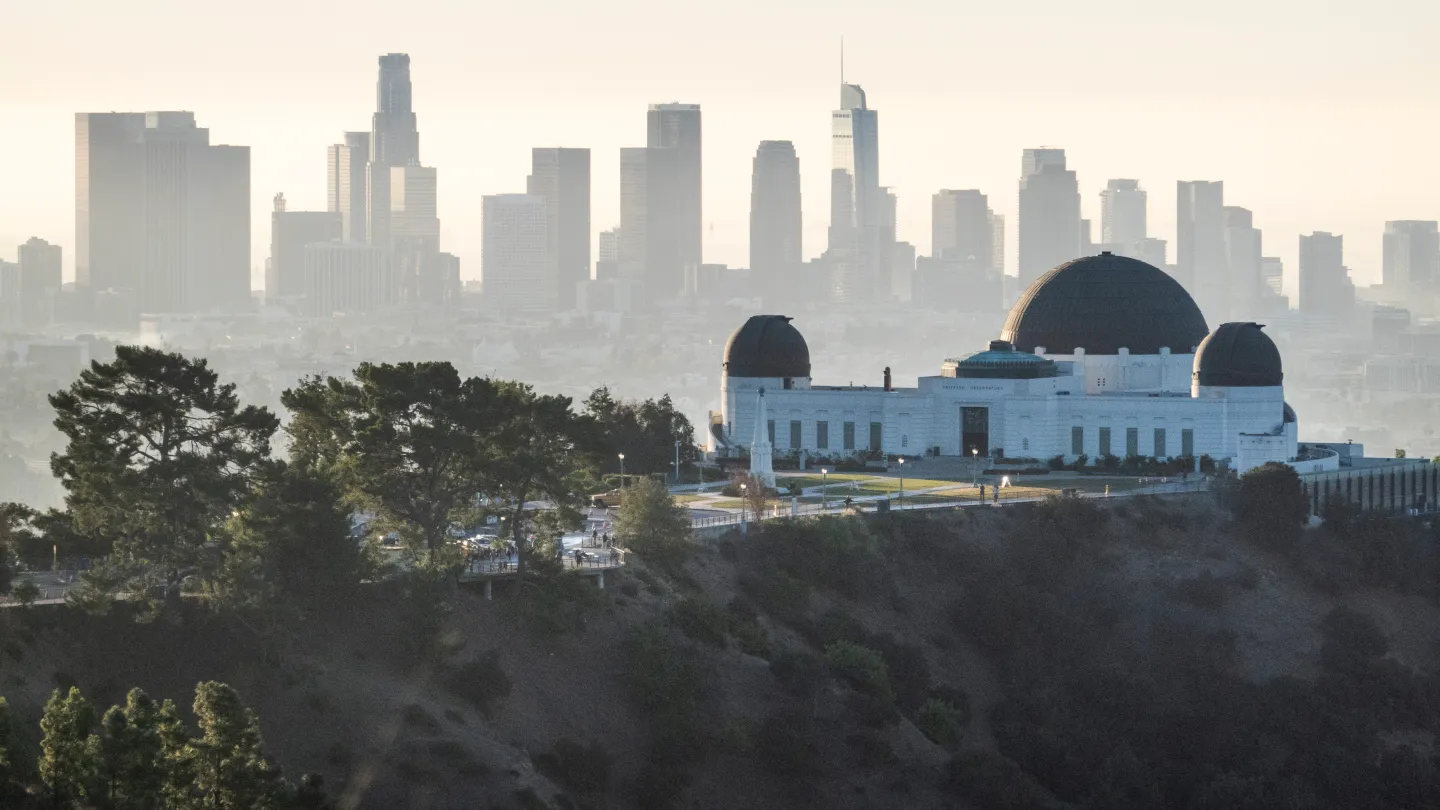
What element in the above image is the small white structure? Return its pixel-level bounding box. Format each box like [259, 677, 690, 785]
[711, 254, 1305, 475]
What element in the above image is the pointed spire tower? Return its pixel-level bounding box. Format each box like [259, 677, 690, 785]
[749, 387, 776, 489]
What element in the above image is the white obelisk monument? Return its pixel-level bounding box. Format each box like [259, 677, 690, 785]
[749, 387, 776, 489]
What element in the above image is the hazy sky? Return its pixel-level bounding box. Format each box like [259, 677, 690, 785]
[4, 0, 1439, 298]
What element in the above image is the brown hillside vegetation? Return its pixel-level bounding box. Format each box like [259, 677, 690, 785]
[4, 493, 1440, 808]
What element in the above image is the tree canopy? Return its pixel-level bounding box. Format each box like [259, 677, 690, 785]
[48, 346, 279, 596]
[583, 387, 698, 481]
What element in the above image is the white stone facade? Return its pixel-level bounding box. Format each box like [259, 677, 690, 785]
[715, 347, 1298, 474]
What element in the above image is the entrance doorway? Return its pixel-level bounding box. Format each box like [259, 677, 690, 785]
[961, 406, 989, 457]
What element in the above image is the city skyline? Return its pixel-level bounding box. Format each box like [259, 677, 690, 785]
[7, 2, 1440, 298]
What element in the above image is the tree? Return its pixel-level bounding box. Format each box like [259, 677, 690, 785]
[1236, 462, 1309, 551]
[188, 681, 288, 810]
[0, 503, 35, 594]
[39, 686, 98, 808]
[0, 697, 14, 799]
[584, 387, 698, 481]
[212, 463, 361, 614]
[96, 688, 167, 810]
[614, 477, 690, 564]
[487, 381, 600, 580]
[281, 363, 496, 566]
[49, 346, 279, 603]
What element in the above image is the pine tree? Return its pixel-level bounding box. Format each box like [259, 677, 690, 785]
[38, 686, 98, 808]
[0, 696, 15, 802]
[98, 688, 167, 809]
[156, 697, 195, 808]
[190, 681, 288, 809]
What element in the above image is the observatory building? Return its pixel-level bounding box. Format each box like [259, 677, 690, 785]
[711, 253, 1303, 474]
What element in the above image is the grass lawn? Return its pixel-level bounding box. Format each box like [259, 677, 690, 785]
[673, 493, 712, 504]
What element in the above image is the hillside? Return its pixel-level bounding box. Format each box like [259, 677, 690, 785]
[3, 493, 1440, 809]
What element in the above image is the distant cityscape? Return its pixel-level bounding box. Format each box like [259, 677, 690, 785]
[2, 51, 1440, 488]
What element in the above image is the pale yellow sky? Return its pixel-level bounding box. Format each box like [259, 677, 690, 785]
[3, 0, 1438, 296]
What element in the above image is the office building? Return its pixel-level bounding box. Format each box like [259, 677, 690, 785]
[990, 213, 1005, 275]
[327, 132, 370, 243]
[17, 237, 62, 331]
[596, 227, 620, 281]
[1382, 221, 1438, 291]
[267, 193, 342, 304]
[1223, 206, 1263, 320]
[932, 189, 993, 269]
[1299, 231, 1354, 318]
[1100, 179, 1147, 247]
[1262, 256, 1284, 297]
[482, 194, 552, 313]
[1177, 180, 1227, 318]
[750, 141, 802, 280]
[619, 147, 681, 304]
[1017, 148, 1080, 286]
[647, 104, 702, 275]
[829, 83, 882, 301]
[303, 242, 391, 316]
[75, 111, 250, 318]
[527, 148, 591, 310]
[372, 54, 419, 167]
[0, 261, 19, 330]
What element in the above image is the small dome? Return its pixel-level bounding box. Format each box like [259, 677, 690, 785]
[723, 315, 811, 378]
[946, 340, 1058, 379]
[1193, 322, 1283, 387]
[1002, 253, 1209, 355]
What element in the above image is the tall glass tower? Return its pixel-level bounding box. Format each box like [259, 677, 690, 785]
[828, 83, 880, 302]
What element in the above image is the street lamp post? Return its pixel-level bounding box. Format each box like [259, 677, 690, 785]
[971, 448, 979, 487]
[898, 457, 905, 508]
[821, 468, 829, 512]
[674, 440, 681, 485]
[618, 453, 626, 488]
[740, 482, 748, 523]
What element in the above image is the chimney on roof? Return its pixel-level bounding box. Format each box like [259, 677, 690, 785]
[883, 366, 892, 392]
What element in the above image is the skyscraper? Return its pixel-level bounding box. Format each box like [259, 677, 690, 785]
[303, 242, 391, 316]
[1382, 221, 1439, 291]
[1223, 206, 1262, 320]
[367, 54, 427, 259]
[932, 189, 993, 269]
[749, 141, 803, 281]
[327, 132, 369, 243]
[482, 194, 552, 313]
[647, 104, 702, 275]
[527, 148, 591, 310]
[1299, 231, 1354, 318]
[829, 83, 881, 301]
[372, 54, 419, 167]
[1100, 179, 1147, 247]
[1177, 180, 1226, 316]
[267, 193, 342, 304]
[1262, 256, 1284, 298]
[619, 147, 681, 304]
[1017, 148, 1080, 286]
[17, 237, 62, 331]
[75, 111, 250, 318]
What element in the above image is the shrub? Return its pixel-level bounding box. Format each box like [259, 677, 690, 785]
[1236, 462, 1308, 552]
[12, 579, 39, 607]
[443, 651, 512, 717]
[846, 731, 897, 768]
[917, 698, 966, 746]
[825, 640, 895, 705]
[1320, 606, 1388, 677]
[1047, 455, 1066, 470]
[669, 598, 730, 648]
[770, 651, 826, 697]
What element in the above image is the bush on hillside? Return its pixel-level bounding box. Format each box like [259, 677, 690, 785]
[825, 640, 894, 706]
[917, 698, 967, 746]
[443, 650, 512, 717]
[669, 598, 729, 649]
[1235, 462, 1308, 552]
